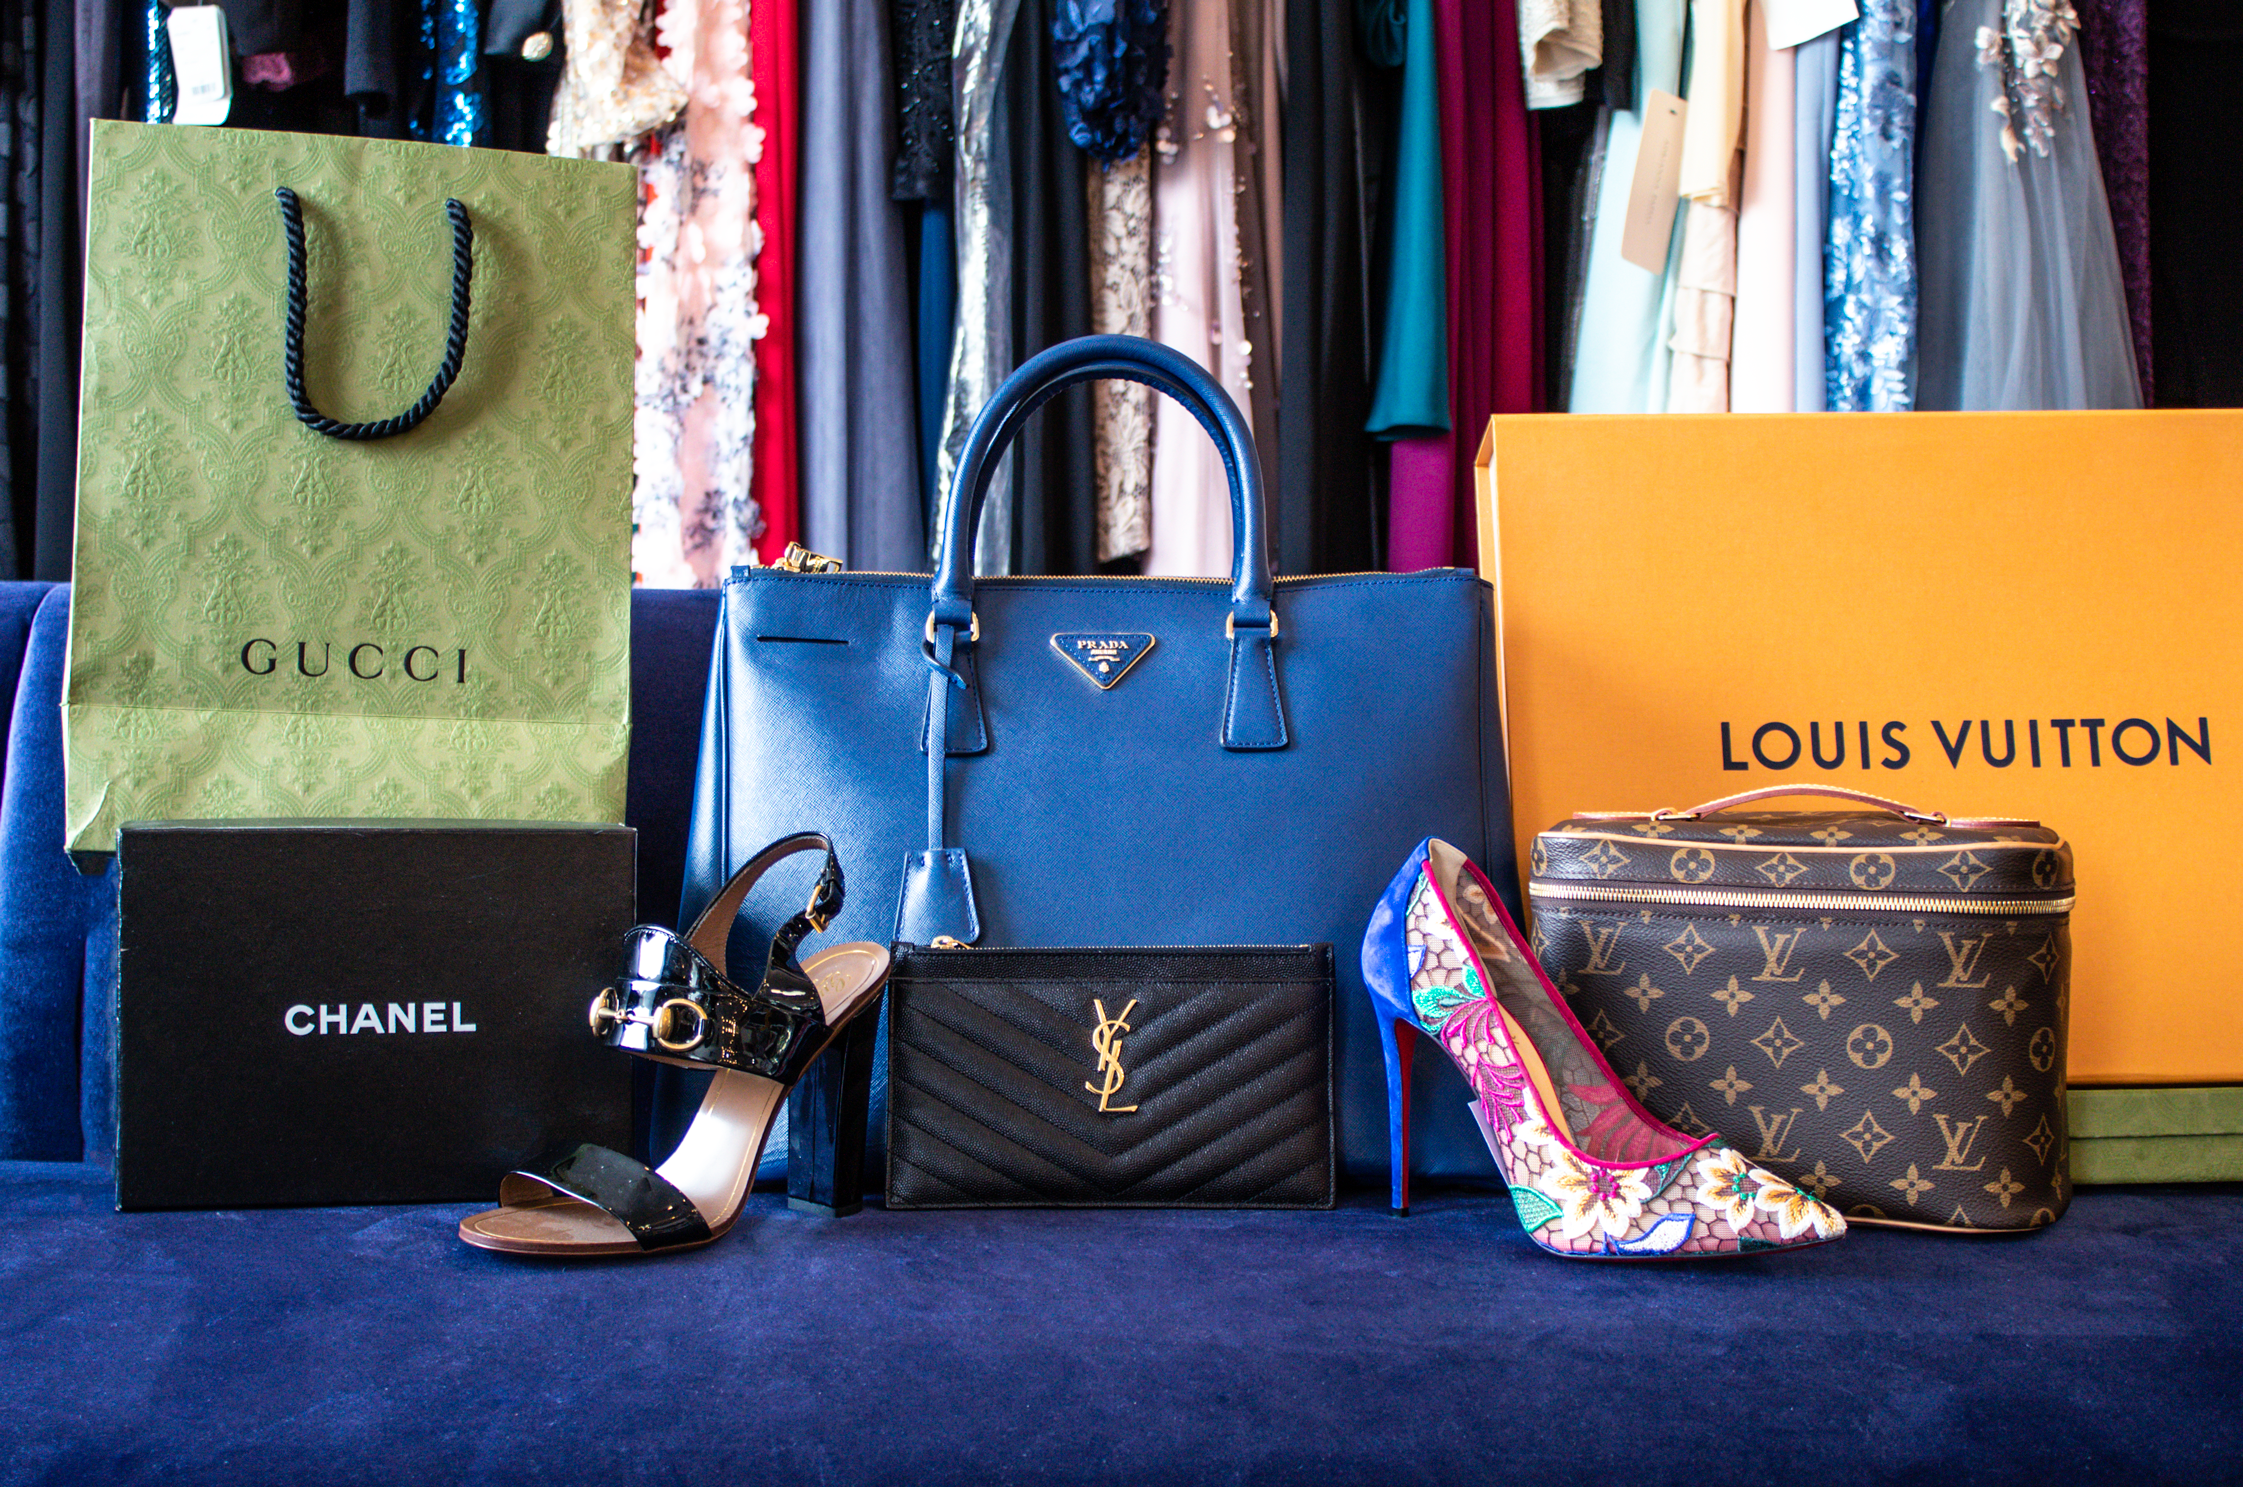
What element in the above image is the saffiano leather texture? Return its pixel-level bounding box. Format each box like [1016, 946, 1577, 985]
[683, 337, 1518, 1183]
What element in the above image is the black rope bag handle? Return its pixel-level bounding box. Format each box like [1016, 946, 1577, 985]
[275, 186, 474, 441]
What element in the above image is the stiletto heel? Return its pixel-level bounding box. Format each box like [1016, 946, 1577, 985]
[1360, 838, 1846, 1259]
[786, 990, 883, 1217]
[1378, 1015, 1415, 1217]
[458, 832, 890, 1257]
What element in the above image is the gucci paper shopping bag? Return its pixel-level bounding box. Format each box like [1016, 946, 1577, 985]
[64, 122, 636, 863]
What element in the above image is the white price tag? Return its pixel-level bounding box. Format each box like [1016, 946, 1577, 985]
[1763, 0, 1859, 50]
[1620, 91, 1687, 273]
[166, 5, 234, 126]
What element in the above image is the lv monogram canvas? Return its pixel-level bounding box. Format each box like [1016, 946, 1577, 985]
[1528, 803, 2073, 1230]
[885, 943, 1336, 1209]
[64, 123, 636, 859]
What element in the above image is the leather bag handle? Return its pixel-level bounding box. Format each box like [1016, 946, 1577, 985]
[1657, 786, 1950, 823]
[1640, 785, 2037, 830]
[929, 335, 1273, 633]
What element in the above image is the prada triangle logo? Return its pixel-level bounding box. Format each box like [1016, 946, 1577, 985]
[1051, 632, 1155, 690]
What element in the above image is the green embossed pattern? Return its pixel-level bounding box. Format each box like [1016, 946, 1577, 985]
[65, 122, 637, 855]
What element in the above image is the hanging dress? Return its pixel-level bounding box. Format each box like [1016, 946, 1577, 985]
[1146, 0, 1252, 579]
[633, 0, 764, 587]
[1823, 0, 1917, 412]
[1567, 0, 1687, 414]
[1792, 28, 1839, 411]
[1730, 0, 1795, 412]
[1914, 0, 2142, 409]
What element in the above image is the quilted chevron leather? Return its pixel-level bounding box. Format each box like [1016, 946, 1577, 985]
[885, 944, 1336, 1208]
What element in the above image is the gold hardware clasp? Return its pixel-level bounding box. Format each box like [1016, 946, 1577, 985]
[650, 998, 709, 1052]
[773, 542, 844, 574]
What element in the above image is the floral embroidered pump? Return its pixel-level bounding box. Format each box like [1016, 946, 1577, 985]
[1362, 839, 1846, 1258]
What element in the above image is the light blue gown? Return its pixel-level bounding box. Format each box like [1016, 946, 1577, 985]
[1566, 0, 1689, 414]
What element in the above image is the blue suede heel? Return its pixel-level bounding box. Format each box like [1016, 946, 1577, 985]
[1361, 839, 1434, 1216]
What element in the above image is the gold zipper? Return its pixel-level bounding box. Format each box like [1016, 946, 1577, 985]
[1527, 882, 2073, 917]
[766, 546, 1439, 586]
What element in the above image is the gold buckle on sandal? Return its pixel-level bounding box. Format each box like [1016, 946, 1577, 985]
[650, 998, 709, 1052]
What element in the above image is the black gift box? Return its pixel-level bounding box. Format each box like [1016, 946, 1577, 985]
[116, 820, 636, 1210]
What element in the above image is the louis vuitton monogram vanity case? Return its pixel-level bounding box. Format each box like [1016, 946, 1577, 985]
[1527, 787, 2073, 1231]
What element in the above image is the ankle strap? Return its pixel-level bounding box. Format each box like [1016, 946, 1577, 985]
[590, 833, 846, 1079]
[682, 831, 846, 984]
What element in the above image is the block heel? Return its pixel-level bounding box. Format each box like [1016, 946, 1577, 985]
[787, 990, 884, 1217]
[458, 833, 891, 1257]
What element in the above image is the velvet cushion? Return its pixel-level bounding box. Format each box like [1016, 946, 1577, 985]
[1, 1166, 2238, 1483]
[0, 588, 116, 1161]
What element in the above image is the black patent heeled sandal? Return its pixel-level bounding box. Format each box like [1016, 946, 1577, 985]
[458, 832, 890, 1257]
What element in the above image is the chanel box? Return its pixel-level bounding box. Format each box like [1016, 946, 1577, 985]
[116, 820, 636, 1210]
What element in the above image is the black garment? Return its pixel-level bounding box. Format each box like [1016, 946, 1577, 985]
[30, 0, 70, 581]
[891, 0, 956, 200]
[483, 0, 558, 56]
[480, 54, 559, 153]
[217, 0, 302, 56]
[344, 0, 400, 134]
[74, 0, 126, 211]
[1002, 0, 1095, 576]
[1277, 0, 1375, 576]
[1581, 0, 1633, 108]
[0, 0, 33, 576]
[1537, 101, 1602, 410]
[2147, 0, 2243, 406]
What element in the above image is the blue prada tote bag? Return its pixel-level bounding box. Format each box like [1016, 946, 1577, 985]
[681, 335, 1517, 1183]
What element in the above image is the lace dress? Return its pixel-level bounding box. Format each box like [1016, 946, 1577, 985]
[1146, 0, 1254, 579]
[1914, 0, 2142, 409]
[1060, 0, 1168, 562]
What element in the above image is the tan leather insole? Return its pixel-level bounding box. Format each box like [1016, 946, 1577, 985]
[458, 943, 889, 1256]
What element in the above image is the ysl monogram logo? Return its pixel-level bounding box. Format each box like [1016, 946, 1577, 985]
[1578, 922, 1629, 976]
[1751, 926, 1809, 983]
[1931, 1113, 1992, 1172]
[1936, 932, 1993, 989]
[1086, 998, 1140, 1114]
[1746, 1105, 1806, 1162]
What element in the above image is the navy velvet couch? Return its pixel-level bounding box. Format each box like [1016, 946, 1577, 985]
[3, 580, 2240, 1485]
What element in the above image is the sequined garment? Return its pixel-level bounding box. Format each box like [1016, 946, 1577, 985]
[1823, 0, 1916, 412]
[417, 0, 486, 148]
[142, 0, 176, 123]
[548, 0, 688, 157]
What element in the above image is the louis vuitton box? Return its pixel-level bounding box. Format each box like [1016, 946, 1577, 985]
[1476, 410, 2243, 1116]
[116, 820, 635, 1209]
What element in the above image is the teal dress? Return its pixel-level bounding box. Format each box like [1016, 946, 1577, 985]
[1365, 0, 1450, 436]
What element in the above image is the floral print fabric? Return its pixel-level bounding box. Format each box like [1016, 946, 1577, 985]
[1407, 860, 1845, 1256]
[633, 0, 767, 587]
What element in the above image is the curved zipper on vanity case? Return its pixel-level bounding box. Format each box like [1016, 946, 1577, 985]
[1527, 882, 2075, 917]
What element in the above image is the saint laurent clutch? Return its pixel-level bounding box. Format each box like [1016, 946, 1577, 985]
[884, 943, 1335, 1209]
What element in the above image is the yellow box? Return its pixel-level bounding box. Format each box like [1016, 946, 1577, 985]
[1477, 410, 2243, 1086]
